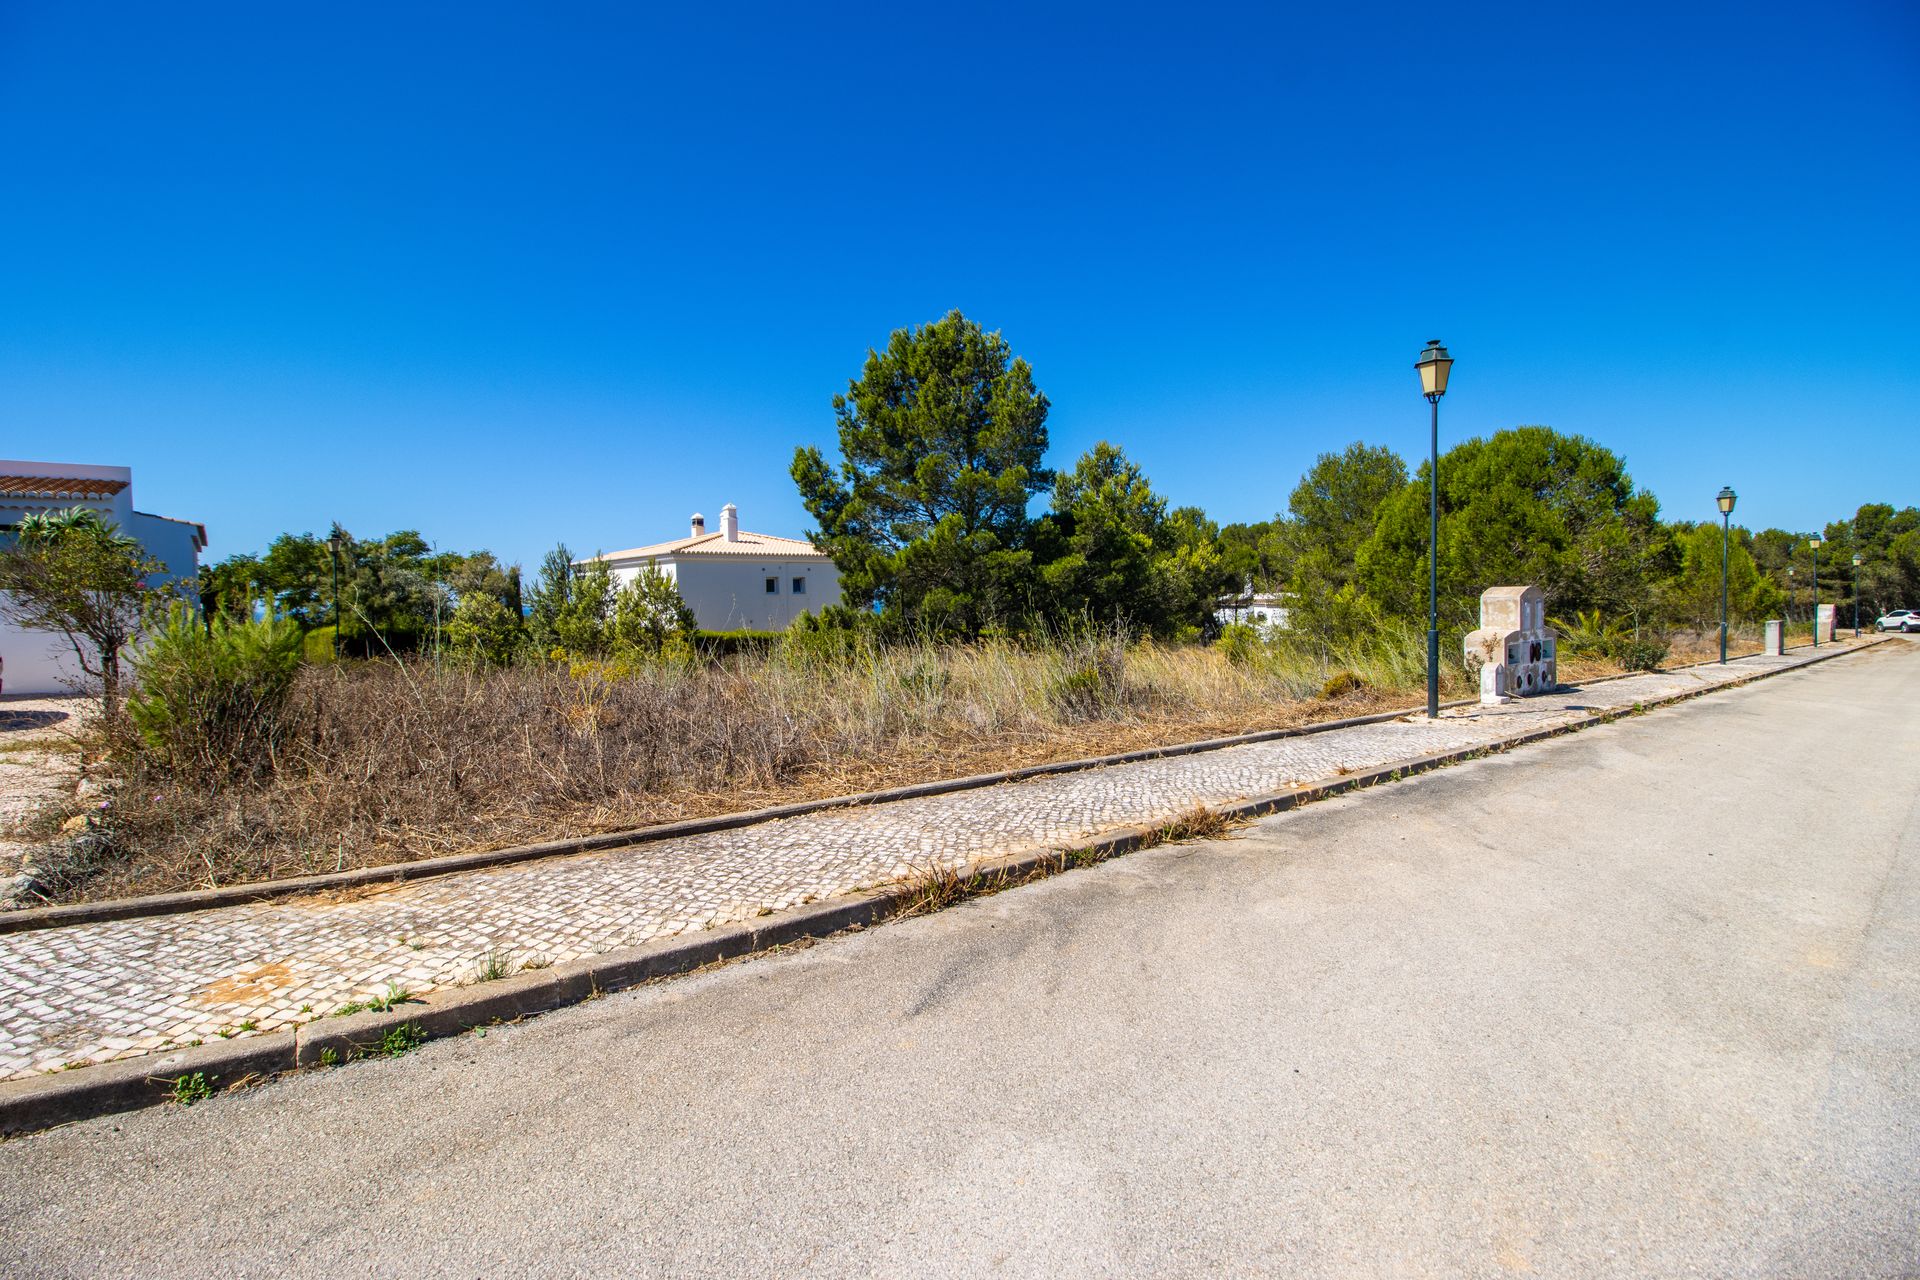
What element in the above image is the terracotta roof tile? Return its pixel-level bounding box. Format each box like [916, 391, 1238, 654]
[587, 530, 826, 562]
[0, 476, 128, 499]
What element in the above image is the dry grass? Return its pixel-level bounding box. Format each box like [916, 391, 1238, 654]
[46, 631, 1465, 902]
[42, 622, 1657, 903]
[39, 614, 1856, 907]
[896, 862, 971, 918]
[1148, 803, 1244, 846]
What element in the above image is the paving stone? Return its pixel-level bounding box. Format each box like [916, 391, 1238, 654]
[0, 652, 1830, 1079]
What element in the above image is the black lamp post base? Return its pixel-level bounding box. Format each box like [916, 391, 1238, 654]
[1426, 627, 1440, 718]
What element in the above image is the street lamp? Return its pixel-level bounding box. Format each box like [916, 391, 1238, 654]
[1808, 537, 1822, 647]
[1415, 339, 1454, 719]
[1716, 487, 1736, 663]
[1852, 553, 1863, 636]
[326, 528, 343, 659]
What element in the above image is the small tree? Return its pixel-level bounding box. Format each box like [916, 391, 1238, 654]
[552, 558, 617, 657]
[0, 508, 179, 713]
[612, 565, 696, 656]
[445, 592, 525, 666]
[525, 543, 576, 654]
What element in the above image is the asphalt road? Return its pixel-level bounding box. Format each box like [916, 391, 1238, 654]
[4, 639, 1917, 1278]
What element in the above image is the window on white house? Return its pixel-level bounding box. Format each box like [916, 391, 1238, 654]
[792, 577, 806, 594]
[765, 576, 779, 593]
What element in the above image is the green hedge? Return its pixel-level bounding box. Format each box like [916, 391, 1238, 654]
[695, 630, 784, 658]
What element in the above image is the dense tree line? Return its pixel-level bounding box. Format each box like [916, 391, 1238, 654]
[155, 308, 1918, 665]
[795, 311, 1915, 643]
[199, 527, 523, 658]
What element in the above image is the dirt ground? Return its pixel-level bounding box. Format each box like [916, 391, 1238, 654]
[0, 695, 88, 899]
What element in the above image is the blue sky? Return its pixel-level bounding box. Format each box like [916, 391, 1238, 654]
[3, 2, 1915, 572]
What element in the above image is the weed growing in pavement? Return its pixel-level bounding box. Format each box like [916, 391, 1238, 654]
[332, 982, 416, 1017]
[319, 1048, 339, 1067]
[1151, 803, 1240, 845]
[171, 1072, 213, 1106]
[472, 947, 515, 983]
[377, 1023, 425, 1057]
[519, 955, 552, 971]
[898, 862, 969, 918]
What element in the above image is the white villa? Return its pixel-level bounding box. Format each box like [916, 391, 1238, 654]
[1214, 588, 1291, 633]
[582, 503, 842, 632]
[1, 459, 207, 695]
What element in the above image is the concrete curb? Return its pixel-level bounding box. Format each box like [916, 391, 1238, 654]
[0, 637, 1871, 935]
[0, 1034, 295, 1135]
[0, 635, 1889, 1138]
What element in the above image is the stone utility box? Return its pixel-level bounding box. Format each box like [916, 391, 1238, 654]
[1463, 585, 1558, 706]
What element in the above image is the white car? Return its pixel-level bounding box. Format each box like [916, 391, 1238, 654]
[1877, 609, 1920, 633]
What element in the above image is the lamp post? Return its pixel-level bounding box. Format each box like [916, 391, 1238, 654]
[1716, 487, 1737, 663]
[1809, 537, 1822, 647]
[327, 528, 343, 659]
[1852, 554, 1863, 636]
[1414, 339, 1454, 719]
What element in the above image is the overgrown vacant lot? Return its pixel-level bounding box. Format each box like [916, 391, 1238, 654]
[30, 624, 1747, 904]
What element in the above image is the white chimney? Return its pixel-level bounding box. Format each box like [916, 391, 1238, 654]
[690, 512, 706, 537]
[720, 502, 738, 542]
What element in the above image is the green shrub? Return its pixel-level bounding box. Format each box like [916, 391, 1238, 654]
[781, 608, 880, 666]
[302, 625, 339, 664]
[1551, 610, 1626, 658]
[611, 567, 695, 656]
[127, 606, 304, 781]
[1614, 637, 1669, 671]
[1216, 623, 1263, 667]
[445, 593, 524, 666]
[1553, 611, 1667, 670]
[696, 629, 784, 658]
[1320, 670, 1364, 699]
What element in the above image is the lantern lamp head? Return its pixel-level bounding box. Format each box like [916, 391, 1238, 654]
[1716, 486, 1736, 516]
[1414, 340, 1453, 400]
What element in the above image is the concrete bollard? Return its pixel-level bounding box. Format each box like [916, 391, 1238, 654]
[1816, 604, 1837, 642]
[1763, 620, 1784, 655]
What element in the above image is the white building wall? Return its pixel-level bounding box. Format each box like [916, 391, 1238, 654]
[1, 461, 204, 696]
[126, 513, 205, 592]
[1213, 595, 1292, 633]
[610, 556, 842, 631]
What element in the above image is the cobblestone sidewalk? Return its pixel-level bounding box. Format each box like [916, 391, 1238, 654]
[0, 649, 1859, 1079]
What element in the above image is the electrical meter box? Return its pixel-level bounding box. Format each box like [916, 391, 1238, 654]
[1462, 585, 1557, 706]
